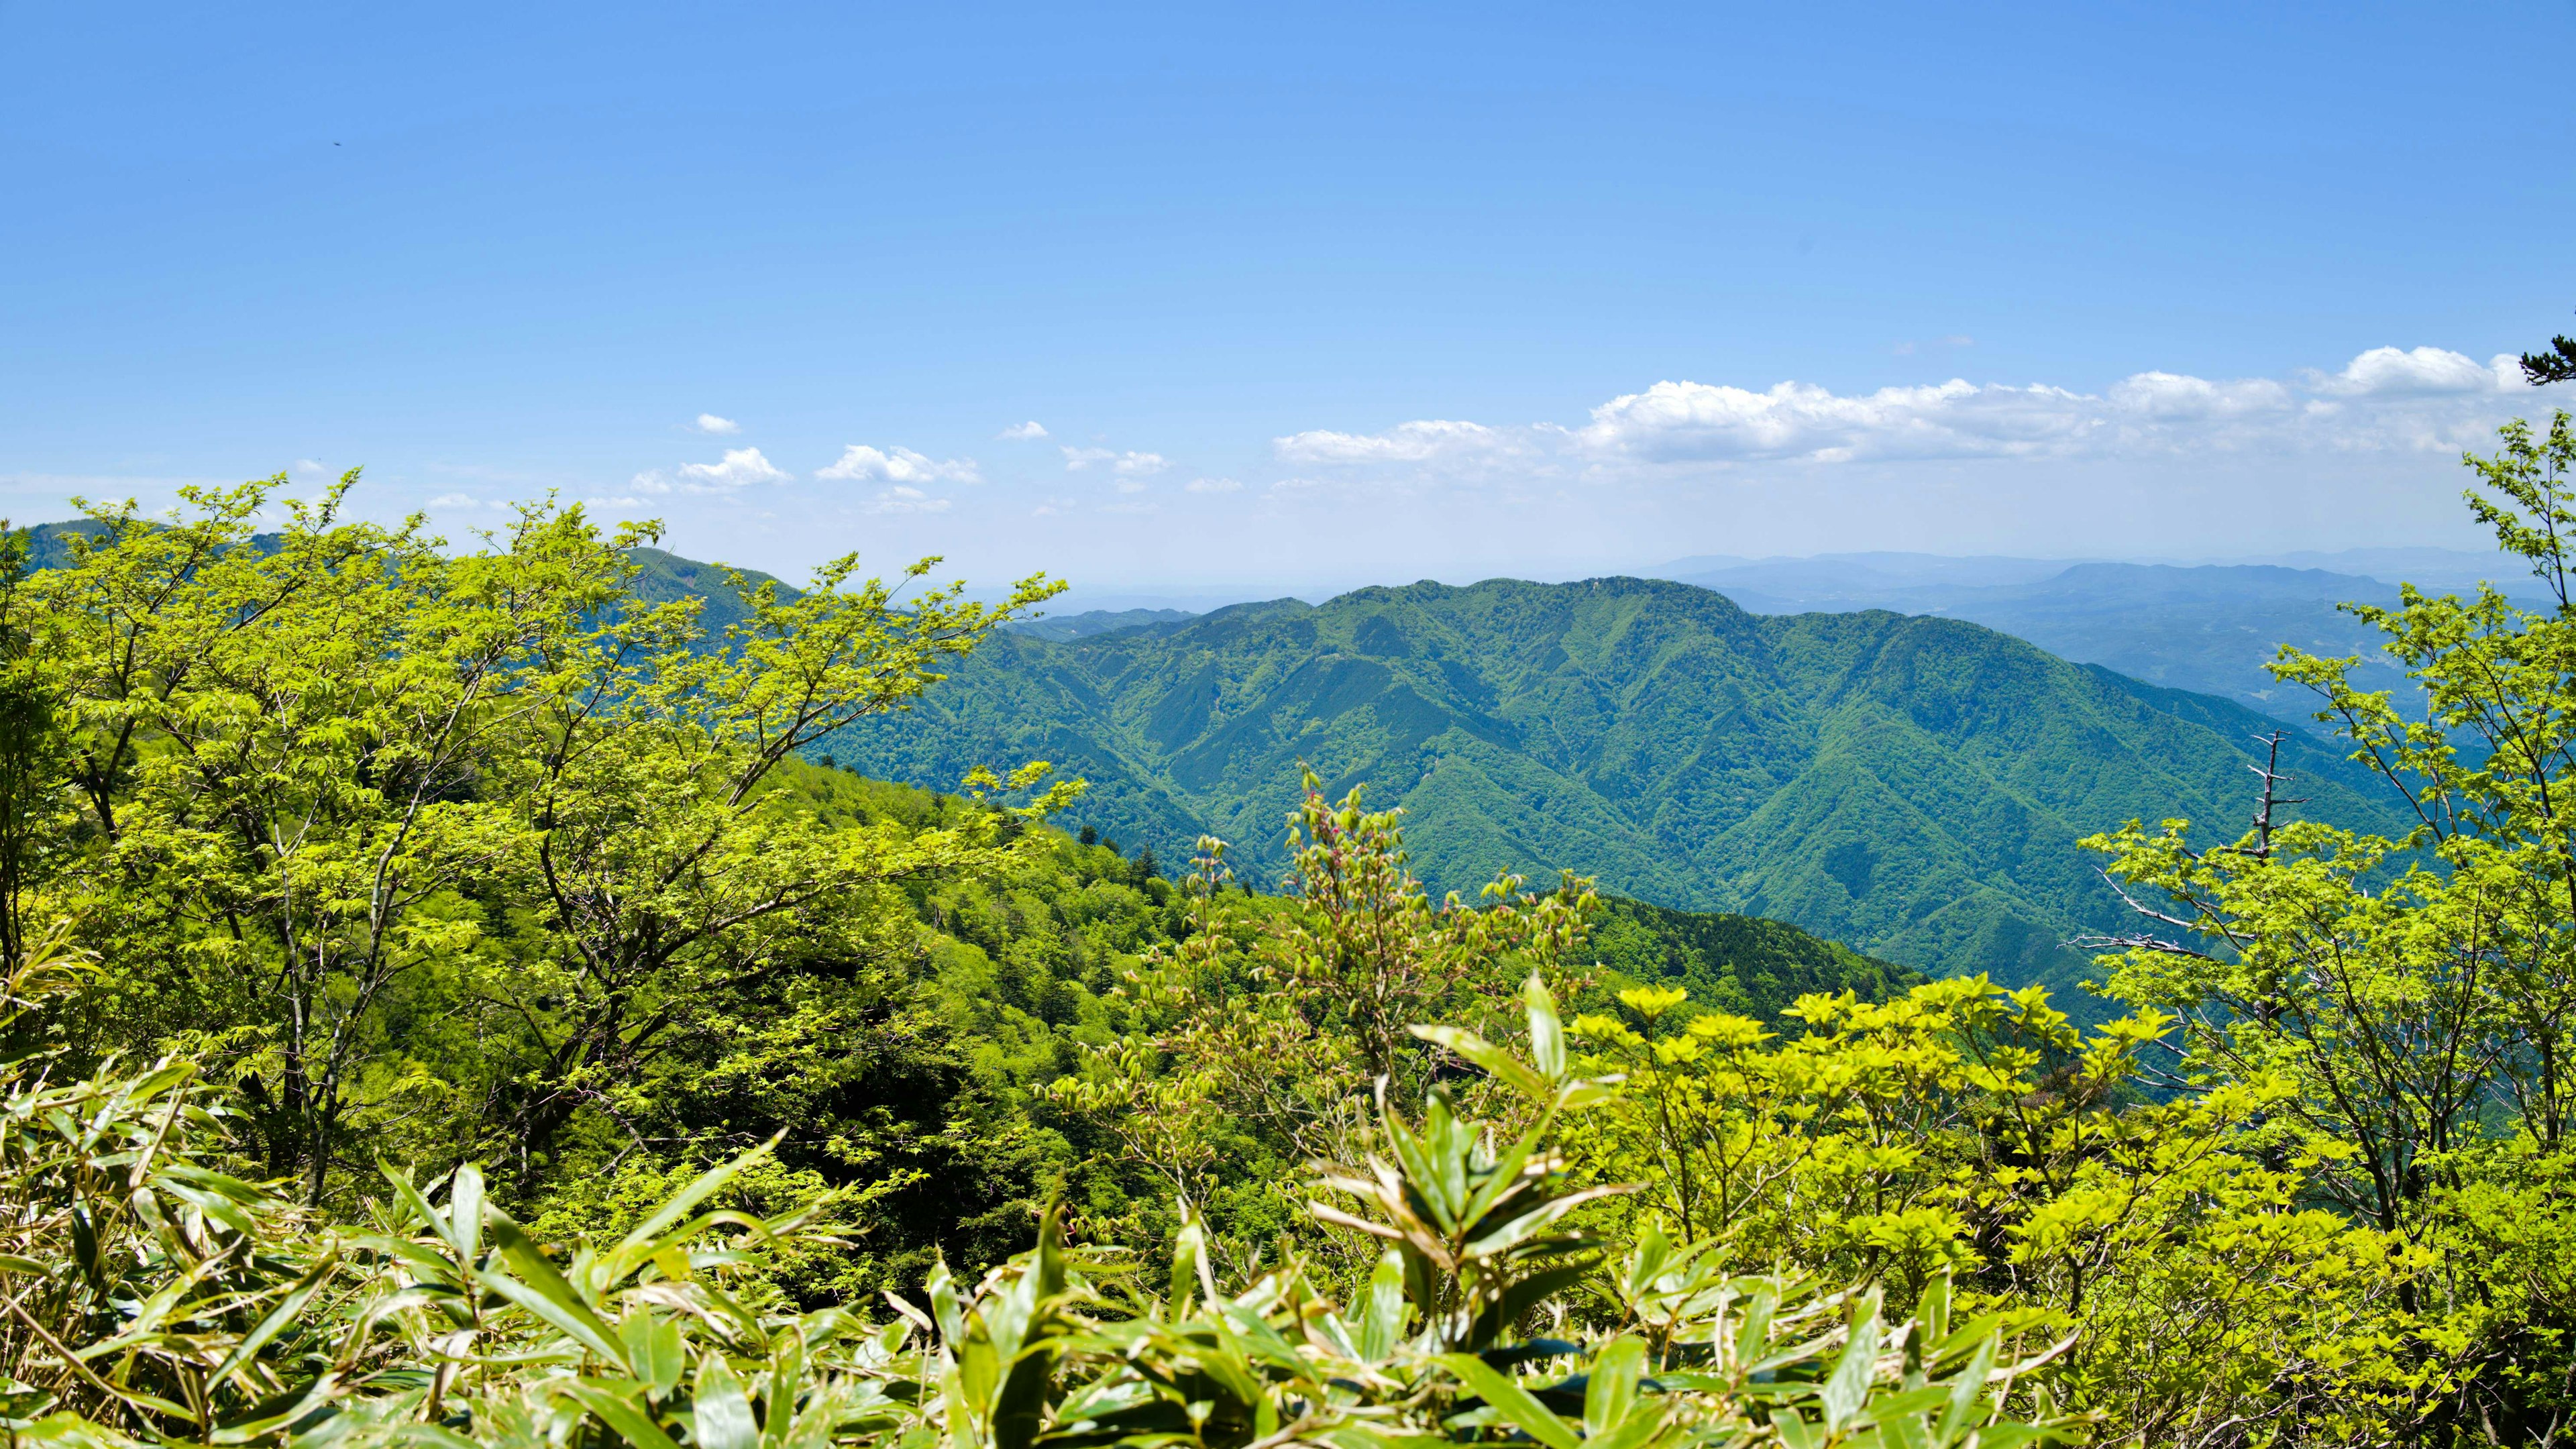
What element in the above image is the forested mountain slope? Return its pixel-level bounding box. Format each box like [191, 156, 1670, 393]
[828, 576, 2404, 994]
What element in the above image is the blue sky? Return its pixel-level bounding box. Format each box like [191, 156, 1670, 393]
[5, 2, 2573, 599]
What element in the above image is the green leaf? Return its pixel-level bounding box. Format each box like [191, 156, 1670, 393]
[1770, 1409, 1821, 1449]
[1914, 1271, 1951, 1350]
[15, 1411, 151, 1448]
[1589, 1403, 1673, 1449]
[1438, 1354, 1581, 1449]
[1357, 1250, 1407, 1361]
[1819, 1301, 1884, 1434]
[693, 1355, 760, 1449]
[378, 1161, 459, 1258]
[476, 1220, 628, 1368]
[448, 1162, 485, 1268]
[1411, 1026, 1553, 1104]
[1732, 1284, 1777, 1371]
[1169, 1215, 1208, 1320]
[622, 1313, 686, 1396]
[1937, 1333, 1998, 1442]
[562, 1379, 683, 1449]
[1585, 1336, 1645, 1439]
[1525, 972, 1565, 1080]
[603, 1143, 775, 1288]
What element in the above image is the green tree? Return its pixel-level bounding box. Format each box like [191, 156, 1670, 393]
[0, 521, 61, 965]
[462, 509, 1066, 1192]
[30, 477, 1064, 1207]
[35, 478, 592, 1201]
[1055, 777, 1596, 1260]
[2086, 411, 2576, 1438]
[2522, 313, 2576, 386]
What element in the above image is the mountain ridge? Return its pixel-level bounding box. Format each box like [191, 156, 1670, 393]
[822, 572, 2408, 999]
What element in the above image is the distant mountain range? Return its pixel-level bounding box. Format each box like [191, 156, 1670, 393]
[1661, 559, 2413, 721]
[824, 575, 2407, 1002]
[1018, 547, 2533, 725]
[1647, 548, 2556, 722]
[1008, 608, 1198, 642]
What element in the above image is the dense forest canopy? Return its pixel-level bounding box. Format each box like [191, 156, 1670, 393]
[1, 411, 2575, 1446]
[822, 574, 2408, 1002]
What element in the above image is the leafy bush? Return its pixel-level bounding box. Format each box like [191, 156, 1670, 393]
[0, 924, 2076, 1449]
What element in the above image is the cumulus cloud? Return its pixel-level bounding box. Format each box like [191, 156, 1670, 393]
[425, 493, 482, 509]
[2313, 346, 2517, 396]
[1062, 447, 1169, 476]
[816, 445, 981, 486]
[633, 446, 790, 495]
[1185, 476, 1243, 493]
[292, 458, 329, 478]
[682, 447, 788, 487]
[998, 421, 1049, 440]
[693, 414, 742, 435]
[1269, 346, 2551, 479]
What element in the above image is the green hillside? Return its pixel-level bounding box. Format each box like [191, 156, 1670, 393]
[824, 575, 2403, 996]
[625, 545, 793, 633]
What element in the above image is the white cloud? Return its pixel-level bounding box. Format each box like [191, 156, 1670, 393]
[2102, 372, 2293, 420]
[425, 493, 482, 508]
[694, 413, 742, 435]
[1185, 476, 1243, 493]
[1116, 479, 1147, 494]
[2312, 346, 2516, 396]
[816, 444, 981, 486]
[1578, 378, 2126, 463]
[682, 447, 788, 487]
[998, 421, 1049, 440]
[1269, 346, 2556, 480]
[1276, 419, 1501, 464]
[860, 485, 952, 515]
[632, 445, 790, 496]
[292, 458, 329, 478]
[1062, 447, 1169, 475]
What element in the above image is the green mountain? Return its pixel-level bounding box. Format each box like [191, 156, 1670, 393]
[824, 575, 2405, 998]
[11, 519, 117, 570]
[623, 546, 792, 633]
[1007, 607, 1199, 642]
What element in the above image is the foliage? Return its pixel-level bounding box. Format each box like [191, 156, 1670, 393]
[2079, 410, 2576, 1442]
[0, 916, 2078, 1449]
[819, 574, 2408, 1000]
[21, 477, 1064, 1215]
[1585, 901, 1917, 1024]
[1049, 780, 1595, 1260]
